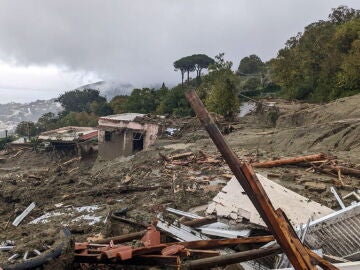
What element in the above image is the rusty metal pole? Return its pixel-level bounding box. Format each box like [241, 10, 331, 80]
[182, 246, 281, 270]
[185, 89, 326, 270]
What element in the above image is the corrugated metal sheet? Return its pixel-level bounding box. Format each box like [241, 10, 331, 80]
[79, 130, 98, 140]
[249, 203, 360, 269]
[303, 202, 360, 260]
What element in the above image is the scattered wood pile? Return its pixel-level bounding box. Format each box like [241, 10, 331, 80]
[250, 153, 360, 188]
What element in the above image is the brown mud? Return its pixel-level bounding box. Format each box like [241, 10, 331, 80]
[0, 94, 359, 268]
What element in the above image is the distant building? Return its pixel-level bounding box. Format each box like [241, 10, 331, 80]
[37, 126, 98, 155]
[98, 113, 163, 159]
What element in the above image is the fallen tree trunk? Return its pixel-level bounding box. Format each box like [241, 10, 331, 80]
[252, 153, 327, 168]
[325, 165, 360, 178]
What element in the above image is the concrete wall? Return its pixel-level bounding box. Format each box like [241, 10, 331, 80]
[98, 120, 159, 159]
[98, 129, 126, 160]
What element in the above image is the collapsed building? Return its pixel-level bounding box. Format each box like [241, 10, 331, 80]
[37, 126, 98, 155]
[97, 113, 163, 159]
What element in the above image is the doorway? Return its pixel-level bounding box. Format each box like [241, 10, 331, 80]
[132, 132, 144, 153]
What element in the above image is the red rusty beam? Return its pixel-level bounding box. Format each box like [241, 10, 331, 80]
[185, 89, 329, 270]
[94, 230, 147, 244]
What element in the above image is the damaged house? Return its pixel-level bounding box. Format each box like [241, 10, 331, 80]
[37, 126, 98, 155]
[98, 113, 163, 159]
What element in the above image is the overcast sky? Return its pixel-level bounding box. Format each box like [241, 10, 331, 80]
[0, 0, 359, 103]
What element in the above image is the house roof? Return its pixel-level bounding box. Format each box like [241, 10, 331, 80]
[99, 113, 145, 122]
[38, 126, 98, 142]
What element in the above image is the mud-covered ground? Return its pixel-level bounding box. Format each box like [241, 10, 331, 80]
[0, 94, 359, 268]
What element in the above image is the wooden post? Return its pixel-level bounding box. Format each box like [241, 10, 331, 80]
[185, 89, 336, 270]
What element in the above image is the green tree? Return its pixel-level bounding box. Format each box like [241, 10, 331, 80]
[122, 88, 157, 113]
[58, 112, 98, 127]
[15, 121, 39, 137]
[157, 85, 193, 116]
[205, 71, 239, 120]
[89, 101, 113, 116]
[56, 89, 107, 113]
[174, 54, 214, 84]
[191, 54, 214, 77]
[270, 6, 360, 101]
[174, 56, 196, 84]
[329, 5, 360, 24]
[200, 53, 240, 120]
[110, 95, 129, 114]
[209, 53, 233, 72]
[237, 54, 264, 75]
[242, 77, 261, 91]
[37, 112, 58, 132]
[336, 39, 360, 95]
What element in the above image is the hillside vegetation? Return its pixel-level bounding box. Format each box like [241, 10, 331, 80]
[12, 5, 360, 136]
[271, 6, 360, 102]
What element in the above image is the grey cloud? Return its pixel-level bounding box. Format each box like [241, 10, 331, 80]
[0, 0, 359, 87]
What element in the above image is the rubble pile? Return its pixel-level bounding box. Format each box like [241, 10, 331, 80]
[0, 93, 358, 269]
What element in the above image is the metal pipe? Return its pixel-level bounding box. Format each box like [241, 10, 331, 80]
[182, 245, 281, 270]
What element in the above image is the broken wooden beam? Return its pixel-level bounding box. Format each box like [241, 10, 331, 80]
[181, 245, 281, 270]
[62, 156, 81, 166]
[185, 89, 332, 270]
[307, 248, 339, 270]
[251, 153, 326, 168]
[170, 152, 194, 160]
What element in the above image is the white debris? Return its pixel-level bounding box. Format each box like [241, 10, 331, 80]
[12, 202, 36, 227]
